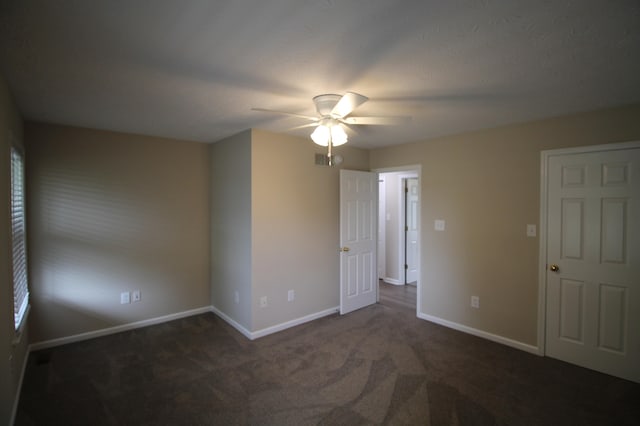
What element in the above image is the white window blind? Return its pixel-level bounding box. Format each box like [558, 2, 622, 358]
[11, 147, 29, 331]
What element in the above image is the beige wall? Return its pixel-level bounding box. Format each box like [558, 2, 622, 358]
[211, 128, 369, 333]
[251, 129, 369, 331]
[370, 104, 640, 346]
[210, 130, 252, 329]
[0, 76, 28, 425]
[25, 123, 211, 343]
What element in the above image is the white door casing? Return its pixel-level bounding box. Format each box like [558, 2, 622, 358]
[378, 178, 386, 280]
[543, 143, 640, 383]
[405, 178, 419, 283]
[340, 169, 378, 315]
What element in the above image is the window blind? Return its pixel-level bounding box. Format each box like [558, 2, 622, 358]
[11, 147, 29, 331]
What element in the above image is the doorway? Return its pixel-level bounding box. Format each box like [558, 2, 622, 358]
[376, 166, 421, 312]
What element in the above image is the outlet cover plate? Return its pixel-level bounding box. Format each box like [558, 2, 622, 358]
[526, 224, 536, 237]
[471, 296, 480, 309]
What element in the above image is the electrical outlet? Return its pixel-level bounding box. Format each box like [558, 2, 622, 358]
[260, 296, 268, 308]
[471, 296, 480, 309]
[435, 219, 445, 231]
[288, 290, 295, 302]
[526, 224, 536, 237]
[120, 292, 130, 304]
[132, 290, 141, 302]
[234, 291, 240, 304]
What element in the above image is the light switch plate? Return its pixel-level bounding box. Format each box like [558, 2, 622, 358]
[120, 292, 130, 304]
[435, 219, 445, 231]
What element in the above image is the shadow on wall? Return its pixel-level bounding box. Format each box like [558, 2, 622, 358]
[28, 157, 195, 342]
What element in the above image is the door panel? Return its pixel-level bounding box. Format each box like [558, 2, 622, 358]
[558, 278, 584, 343]
[340, 170, 377, 314]
[545, 147, 640, 382]
[598, 283, 626, 353]
[561, 198, 584, 259]
[600, 198, 627, 263]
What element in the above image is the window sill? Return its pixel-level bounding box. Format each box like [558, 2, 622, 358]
[12, 304, 30, 347]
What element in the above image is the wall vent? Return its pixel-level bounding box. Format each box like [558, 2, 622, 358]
[315, 153, 330, 166]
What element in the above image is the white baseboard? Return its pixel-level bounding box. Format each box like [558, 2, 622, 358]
[29, 306, 212, 351]
[28, 303, 341, 349]
[210, 305, 339, 340]
[382, 278, 402, 285]
[250, 307, 339, 340]
[209, 305, 253, 340]
[418, 312, 541, 355]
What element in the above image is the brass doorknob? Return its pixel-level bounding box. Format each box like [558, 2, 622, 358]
[549, 264, 559, 272]
[339, 247, 350, 252]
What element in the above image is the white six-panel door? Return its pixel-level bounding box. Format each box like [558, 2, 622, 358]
[545, 146, 640, 382]
[340, 170, 378, 315]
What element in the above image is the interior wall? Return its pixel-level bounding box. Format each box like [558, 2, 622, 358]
[0, 74, 28, 426]
[370, 104, 640, 347]
[210, 130, 252, 330]
[25, 122, 211, 343]
[250, 129, 369, 332]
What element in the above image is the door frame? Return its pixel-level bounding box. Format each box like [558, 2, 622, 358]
[374, 165, 422, 316]
[537, 140, 640, 355]
[377, 177, 386, 281]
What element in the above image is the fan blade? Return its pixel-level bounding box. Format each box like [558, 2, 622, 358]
[342, 123, 359, 136]
[342, 116, 411, 125]
[288, 122, 319, 131]
[331, 92, 369, 118]
[251, 108, 318, 121]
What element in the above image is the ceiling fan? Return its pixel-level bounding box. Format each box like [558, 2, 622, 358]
[252, 92, 410, 164]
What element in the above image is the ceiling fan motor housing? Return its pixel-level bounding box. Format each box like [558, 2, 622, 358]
[313, 94, 341, 116]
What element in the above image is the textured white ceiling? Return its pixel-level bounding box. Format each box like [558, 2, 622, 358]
[1, 0, 639, 148]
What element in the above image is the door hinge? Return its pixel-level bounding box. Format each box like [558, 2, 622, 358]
[405, 225, 409, 231]
[405, 264, 408, 270]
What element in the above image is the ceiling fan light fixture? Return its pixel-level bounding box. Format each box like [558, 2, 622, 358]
[310, 123, 348, 147]
[330, 125, 348, 146]
[311, 125, 330, 146]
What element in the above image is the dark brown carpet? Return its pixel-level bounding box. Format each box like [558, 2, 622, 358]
[16, 284, 639, 425]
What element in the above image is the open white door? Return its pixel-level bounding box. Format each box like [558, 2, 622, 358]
[405, 178, 419, 283]
[340, 169, 378, 315]
[544, 144, 640, 382]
